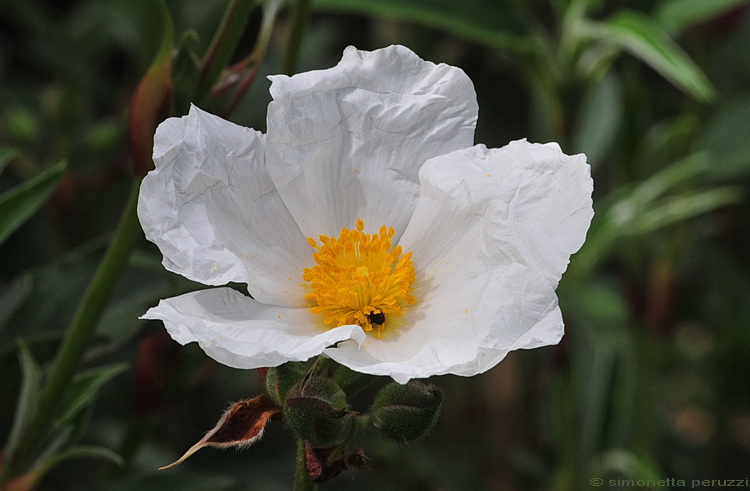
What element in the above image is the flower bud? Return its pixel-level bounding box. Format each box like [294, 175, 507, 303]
[370, 381, 443, 443]
[284, 376, 355, 448]
[265, 362, 307, 406]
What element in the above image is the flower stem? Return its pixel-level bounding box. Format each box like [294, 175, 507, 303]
[294, 439, 317, 491]
[2, 178, 143, 481]
[280, 0, 312, 75]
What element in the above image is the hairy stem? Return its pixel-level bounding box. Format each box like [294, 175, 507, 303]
[294, 439, 317, 491]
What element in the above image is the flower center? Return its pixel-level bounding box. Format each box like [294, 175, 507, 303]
[302, 219, 417, 338]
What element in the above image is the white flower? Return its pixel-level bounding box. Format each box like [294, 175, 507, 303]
[138, 45, 593, 384]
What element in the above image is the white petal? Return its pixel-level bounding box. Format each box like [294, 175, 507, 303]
[142, 288, 366, 369]
[265, 45, 478, 239]
[326, 140, 592, 382]
[325, 245, 562, 383]
[138, 105, 311, 307]
[401, 141, 594, 286]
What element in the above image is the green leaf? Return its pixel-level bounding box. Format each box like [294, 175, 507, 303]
[12, 445, 124, 490]
[581, 10, 716, 101]
[313, 0, 535, 53]
[572, 72, 622, 168]
[655, 0, 750, 34]
[0, 239, 173, 350]
[53, 363, 129, 431]
[592, 449, 665, 484]
[172, 30, 202, 113]
[0, 147, 17, 175]
[4, 342, 43, 458]
[0, 160, 66, 246]
[0, 274, 32, 331]
[194, 0, 257, 106]
[568, 154, 741, 278]
[639, 114, 701, 171]
[43, 445, 124, 469]
[699, 96, 750, 178]
[564, 281, 632, 464]
[631, 187, 743, 234]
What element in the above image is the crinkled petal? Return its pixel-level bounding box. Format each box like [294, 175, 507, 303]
[325, 141, 593, 382]
[402, 141, 594, 286]
[325, 262, 561, 384]
[138, 105, 310, 307]
[142, 288, 366, 369]
[266, 45, 478, 240]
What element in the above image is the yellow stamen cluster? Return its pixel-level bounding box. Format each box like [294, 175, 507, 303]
[303, 219, 417, 338]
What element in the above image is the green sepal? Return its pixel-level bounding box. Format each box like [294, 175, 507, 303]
[370, 381, 443, 444]
[284, 376, 355, 448]
[265, 362, 307, 406]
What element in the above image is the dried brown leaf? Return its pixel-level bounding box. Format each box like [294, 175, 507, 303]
[160, 393, 281, 470]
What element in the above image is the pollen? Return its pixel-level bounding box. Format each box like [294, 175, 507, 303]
[302, 219, 417, 339]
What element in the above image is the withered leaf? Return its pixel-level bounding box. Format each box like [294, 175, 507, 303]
[160, 393, 281, 470]
[303, 441, 368, 483]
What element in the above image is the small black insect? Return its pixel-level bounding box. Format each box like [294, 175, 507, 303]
[367, 311, 386, 326]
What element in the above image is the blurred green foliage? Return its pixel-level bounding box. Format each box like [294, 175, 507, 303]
[1, 0, 750, 489]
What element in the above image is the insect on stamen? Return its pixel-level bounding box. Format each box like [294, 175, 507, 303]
[367, 312, 386, 326]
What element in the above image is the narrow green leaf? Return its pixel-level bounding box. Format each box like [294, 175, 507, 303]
[15, 445, 124, 490]
[581, 10, 716, 101]
[568, 154, 738, 278]
[4, 342, 43, 458]
[632, 187, 743, 234]
[43, 444, 124, 469]
[0, 147, 17, 175]
[313, 0, 535, 53]
[570, 0, 604, 11]
[172, 30, 202, 113]
[699, 96, 750, 178]
[572, 72, 622, 168]
[639, 114, 701, 171]
[0, 160, 66, 246]
[195, 0, 257, 105]
[0, 274, 32, 331]
[627, 153, 709, 204]
[593, 449, 665, 484]
[53, 363, 129, 431]
[655, 0, 750, 34]
[281, 0, 313, 75]
[565, 281, 632, 467]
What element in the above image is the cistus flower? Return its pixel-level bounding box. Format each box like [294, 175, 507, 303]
[139, 45, 594, 384]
